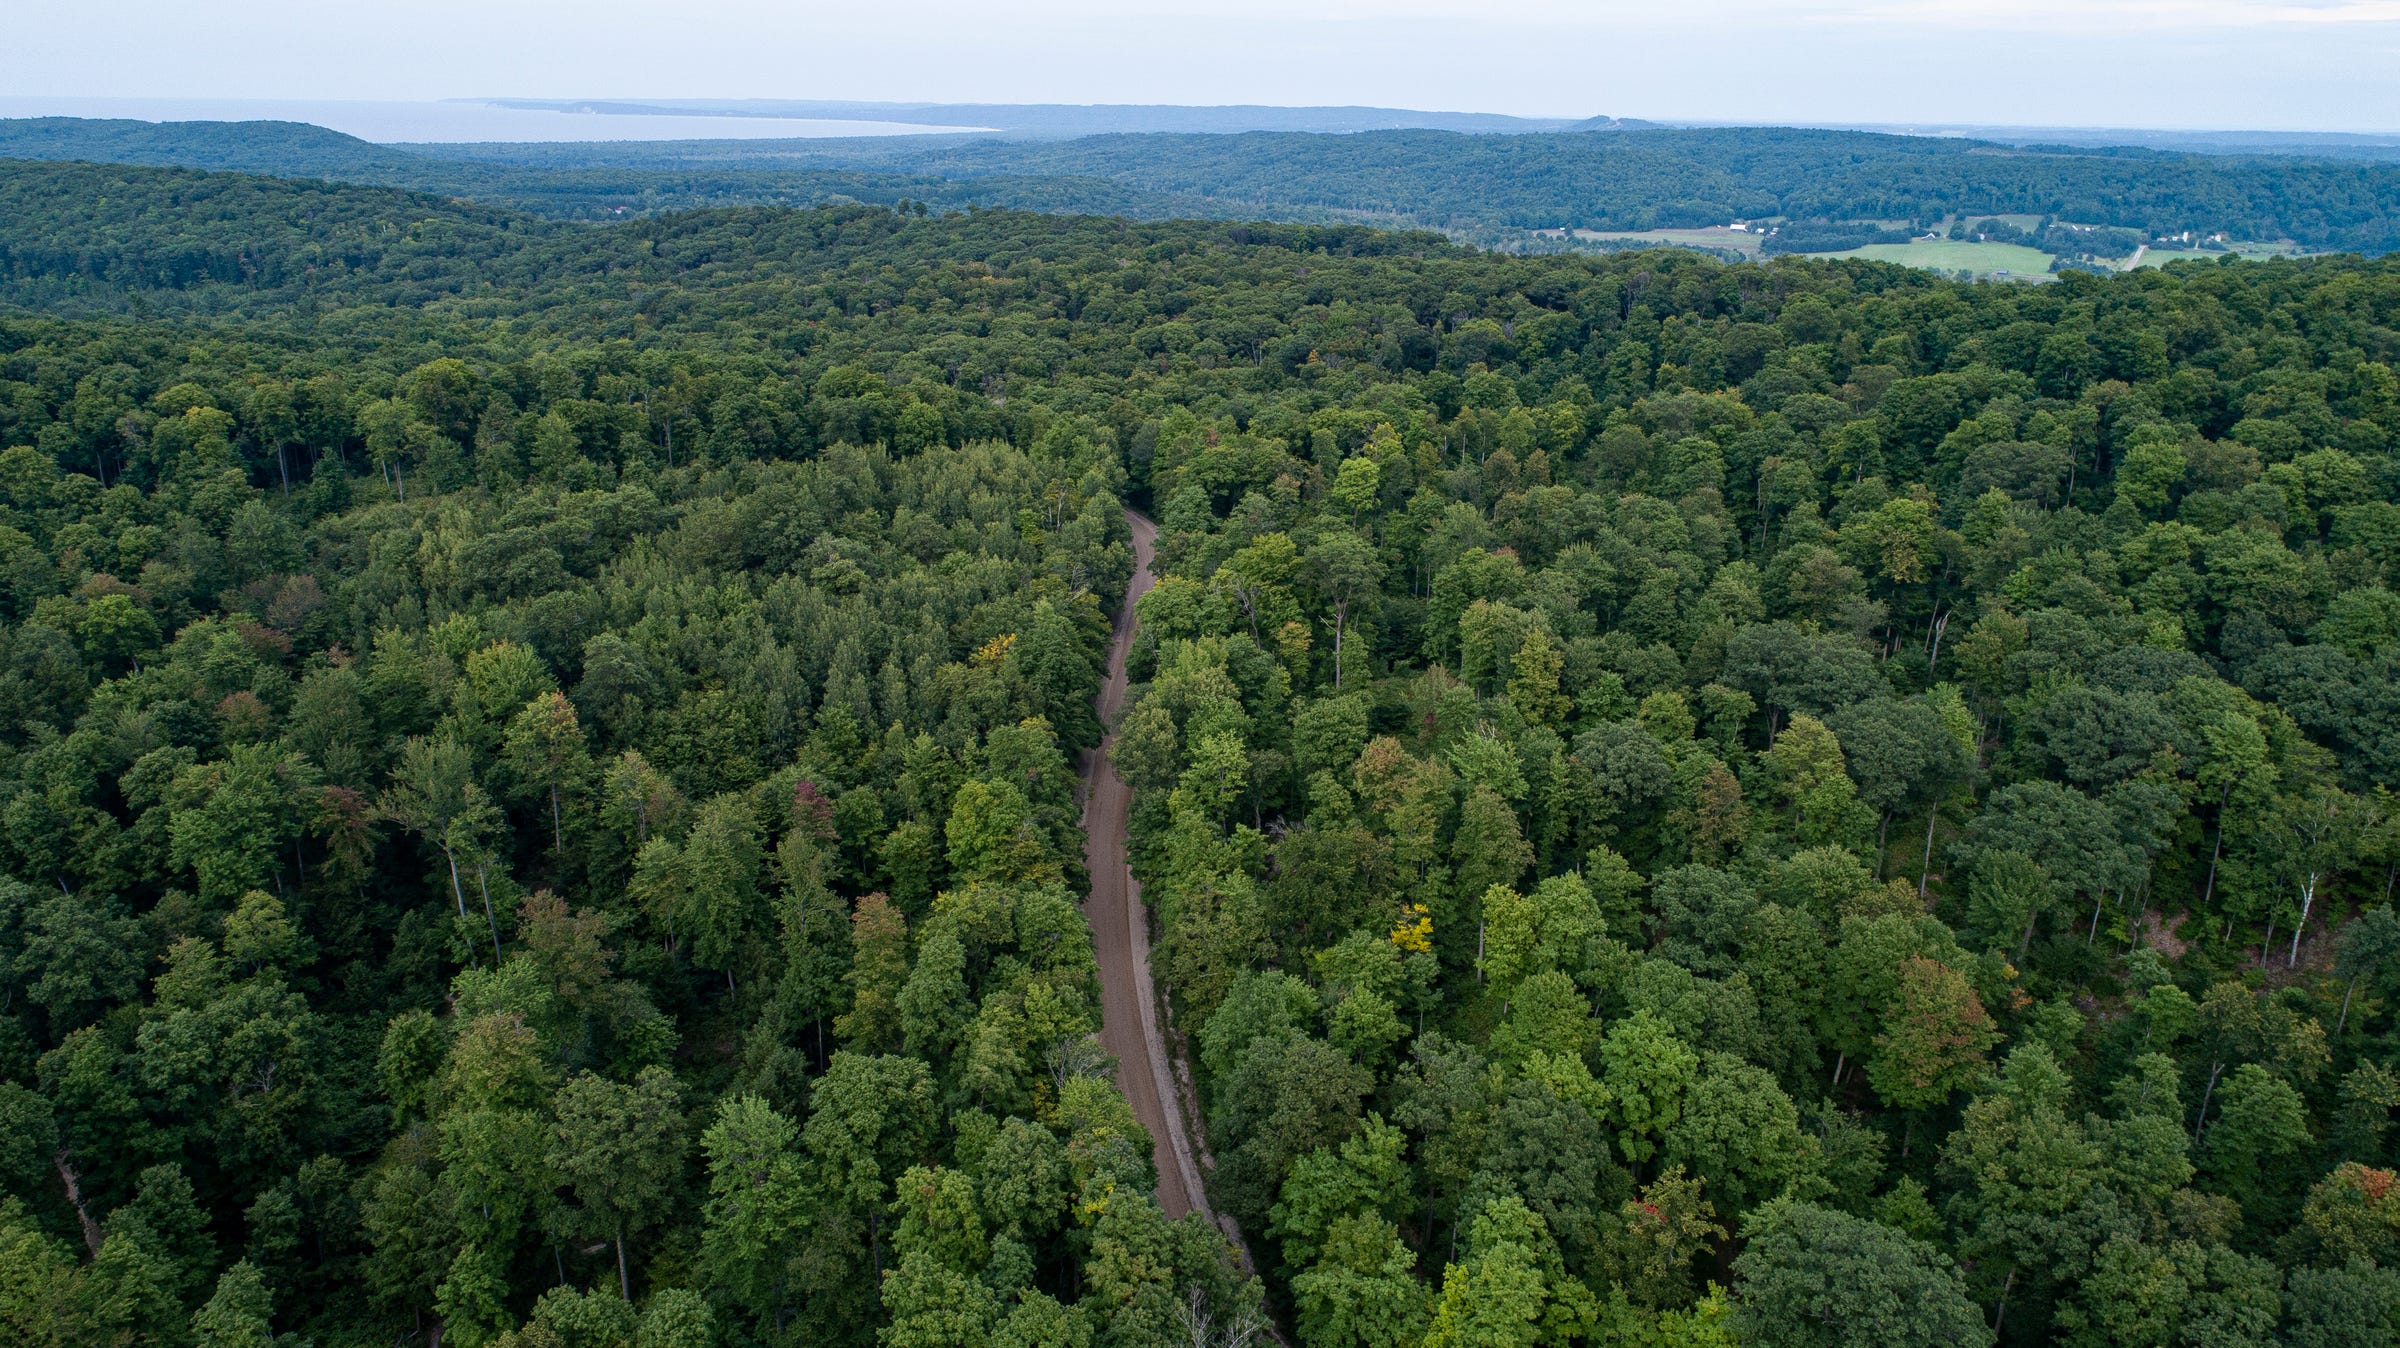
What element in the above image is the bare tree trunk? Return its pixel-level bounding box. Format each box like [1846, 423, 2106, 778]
[2201, 787, 2230, 908]
[2339, 976, 2358, 1035]
[476, 862, 503, 961]
[1920, 805, 1939, 901]
[616, 1228, 631, 1300]
[442, 846, 470, 922]
[2290, 874, 2317, 968]
[2194, 1061, 2225, 1143]
[1332, 601, 1348, 690]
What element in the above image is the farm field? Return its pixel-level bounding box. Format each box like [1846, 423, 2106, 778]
[1828, 237, 2056, 277]
[2135, 239, 2314, 267]
[1568, 225, 1765, 257]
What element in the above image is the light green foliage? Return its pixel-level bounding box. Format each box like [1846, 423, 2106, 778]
[1480, 873, 1606, 995]
[1425, 1195, 1597, 1348]
[892, 1164, 986, 1274]
[1490, 970, 1599, 1066]
[1600, 1010, 1700, 1165]
[1292, 1213, 1429, 1348]
[2205, 1064, 2312, 1194]
[1269, 1114, 1412, 1269]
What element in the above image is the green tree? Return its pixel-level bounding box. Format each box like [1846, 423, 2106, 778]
[1292, 1213, 1430, 1348]
[1866, 956, 1998, 1113]
[2203, 1064, 2311, 1199]
[803, 1052, 938, 1276]
[681, 792, 764, 995]
[1330, 455, 1383, 523]
[840, 892, 910, 1051]
[1600, 1011, 1699, 1167]
[1268, 1113, 1411, 1271]
[897, 920, 974, 1066]
[503, 691, 591, 857]
[190, 1261, 273, 1348]
[1730, 1201, 1992, 1348]
[1454, 785, 1533, 947]
[1425, 1195, 1596, 1348]
[1962, 850, 2059, 958]
[548, 1067, 687, 1300]
[2334, 904, 2400, 1034]
[379, 734, 503, 958]
[1307, 528, 1384, 689]
[168, 745, 302, 905]
[1664, 1055, 1814, 1213]
[698, 1094, 809, 1335]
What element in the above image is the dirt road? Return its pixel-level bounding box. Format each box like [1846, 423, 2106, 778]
[1079, 509, 1215, 1222]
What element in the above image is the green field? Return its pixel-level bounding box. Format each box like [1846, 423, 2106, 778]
[1570, 226, 1765, 257]
[2136, 240, 2311, 269]
[1828, 238, 2056, 278]
[1961, 212, 2049, 232]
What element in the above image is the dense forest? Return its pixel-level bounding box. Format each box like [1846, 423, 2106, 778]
[0, 158, 2396, 1348]
[8, 117, 2400, 252]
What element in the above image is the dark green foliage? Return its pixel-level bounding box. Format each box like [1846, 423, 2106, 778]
[10, 118, 2400, 252]
[2, 152, 2400, 1346]
[1729, 1201, 1991, 1348]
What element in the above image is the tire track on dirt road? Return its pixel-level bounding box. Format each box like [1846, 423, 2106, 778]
[1079, 508, 1219, 1227]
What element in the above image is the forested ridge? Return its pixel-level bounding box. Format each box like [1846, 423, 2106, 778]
[9, 117, 2400, 251]
[0, 158, 2396, 1347]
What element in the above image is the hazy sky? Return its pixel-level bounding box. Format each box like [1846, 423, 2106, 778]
[11, 0, 2400, 132]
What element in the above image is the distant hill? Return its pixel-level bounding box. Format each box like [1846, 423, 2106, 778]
[0, 116, 429, 177]
[435, 125, 2400, 251]
[1807, 122, 2400, 163]
[5, 115, 2398, 254]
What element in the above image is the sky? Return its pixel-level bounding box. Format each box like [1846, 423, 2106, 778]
[8, 0, 2400, 133]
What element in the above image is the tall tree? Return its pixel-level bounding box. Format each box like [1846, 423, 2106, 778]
[546, 1067, 686, 1300]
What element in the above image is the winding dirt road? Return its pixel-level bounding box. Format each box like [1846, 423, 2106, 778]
[1079, 509, 1216, 1223]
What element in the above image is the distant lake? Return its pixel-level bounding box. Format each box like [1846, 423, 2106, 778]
[0, 97, 988, 143]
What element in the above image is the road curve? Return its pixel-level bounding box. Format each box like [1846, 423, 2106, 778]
[1079, 509, 1215, 1222]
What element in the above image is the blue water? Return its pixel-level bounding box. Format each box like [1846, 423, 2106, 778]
[0, 97, 988, 143]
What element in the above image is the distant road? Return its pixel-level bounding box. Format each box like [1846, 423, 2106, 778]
[1080, 509, 1215, 1222]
